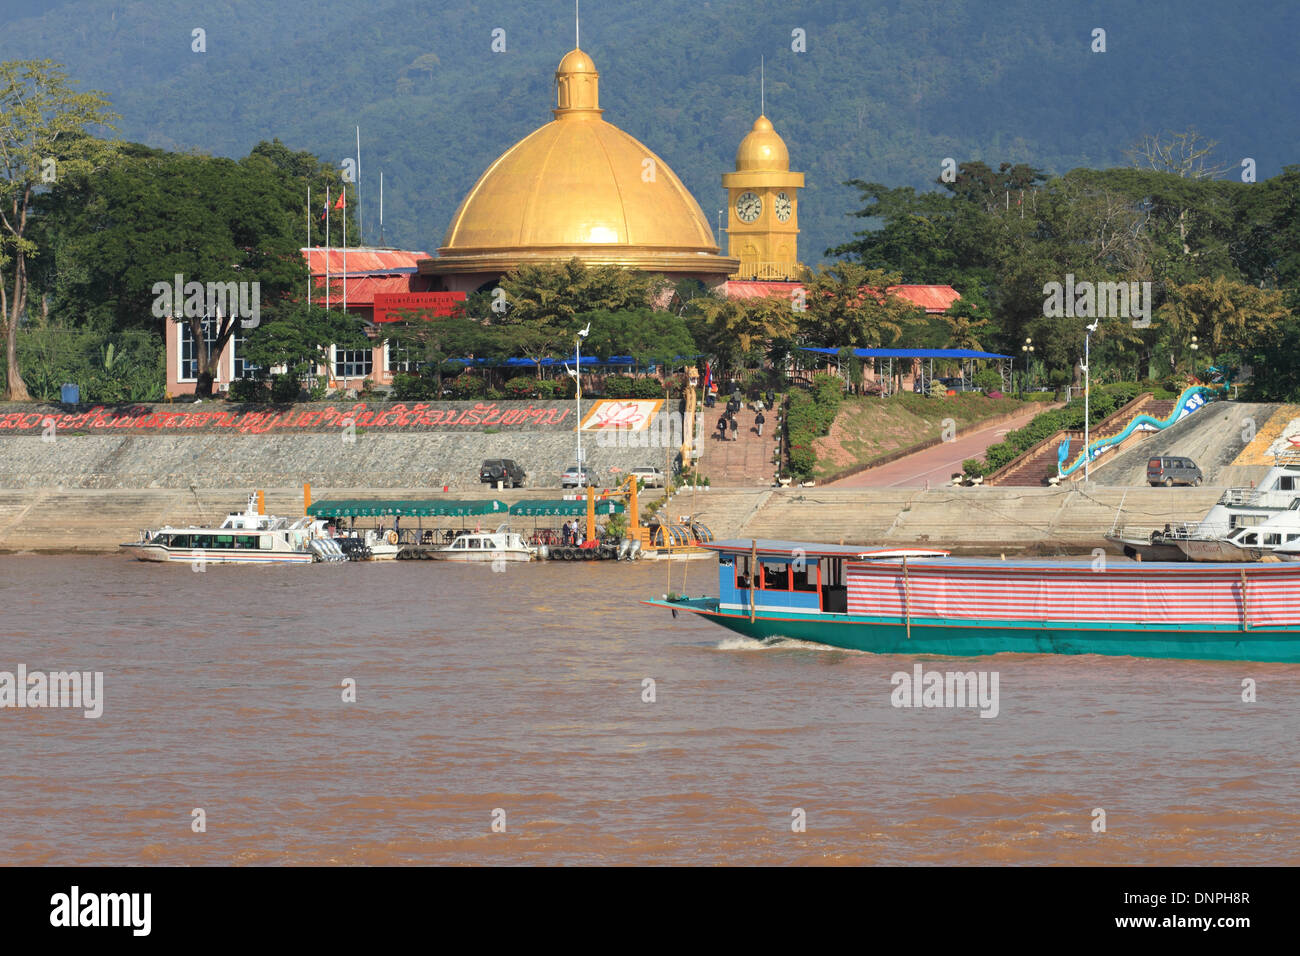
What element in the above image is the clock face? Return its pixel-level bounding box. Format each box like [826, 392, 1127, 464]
[775, 192, 793, 222]
[735, 191, 762, 223]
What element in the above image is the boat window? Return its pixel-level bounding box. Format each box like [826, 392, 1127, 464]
[1266, 534, 1282, 545]
[1279, 476, 1296, 491]
[468, 538, 480, 549]
[734, 555, 752, 589]
[793, 564, 819, 592]
[215, 535, 234, 548]
[193, 535, 213, 548]
[1241, 533, 1258, 544]
[761, 561, 791, 591]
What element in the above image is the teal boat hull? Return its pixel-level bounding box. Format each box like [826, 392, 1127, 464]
[648, 598, 1300, 663]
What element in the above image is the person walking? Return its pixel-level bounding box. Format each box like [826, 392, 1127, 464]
[717, 412, 728, 441]
[729, 415, 739, 441]
[765, 388, 775, 407]
[755, 410, 766, 437]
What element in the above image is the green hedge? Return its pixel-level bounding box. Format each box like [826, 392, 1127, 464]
[602, 374, 667, 398]
[963, 382, 1165, 477]
[785, 373, 845, 480]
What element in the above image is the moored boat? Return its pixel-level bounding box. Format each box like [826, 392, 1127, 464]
[1107, 454, 1300, 562]
[646, 539, 1300, 662]
[426, 529, 537, 562]
[121, 495, 344, 564]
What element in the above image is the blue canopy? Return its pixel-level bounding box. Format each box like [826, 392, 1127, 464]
[800, 347, 1010, 360]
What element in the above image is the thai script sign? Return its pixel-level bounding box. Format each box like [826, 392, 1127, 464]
[371, 292, 467, 323]
[0, 402, 571, 435]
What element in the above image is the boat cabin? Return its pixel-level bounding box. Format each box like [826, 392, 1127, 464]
[711, 540, 950, 614]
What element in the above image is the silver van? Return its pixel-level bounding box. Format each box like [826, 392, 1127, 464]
[1147, 456, 1203, 487]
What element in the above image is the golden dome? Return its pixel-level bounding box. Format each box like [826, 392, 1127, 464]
[734, 115, 789, 172]
[426, 48, 738, 280]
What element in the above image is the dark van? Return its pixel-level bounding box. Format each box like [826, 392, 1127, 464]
[1148, 456, 1203, 487]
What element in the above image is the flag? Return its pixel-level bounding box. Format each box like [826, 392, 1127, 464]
[334, 190, 346, 210]
[702, 361, 712, 394]
[320, 200, 329, 221]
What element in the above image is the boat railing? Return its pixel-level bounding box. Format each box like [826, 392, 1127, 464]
[1113, 521, 1220, 542]
[1218, 487, 1269, 506]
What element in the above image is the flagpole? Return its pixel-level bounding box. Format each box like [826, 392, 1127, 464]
[356, 126, 363, 247]
[306, 185, 311, 310]
[343, 188, 348, 316]
[379, 172, 385, 246]
[325, 186, 331, 314]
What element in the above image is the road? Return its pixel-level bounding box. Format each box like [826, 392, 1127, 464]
[827, 407, 1045, 488]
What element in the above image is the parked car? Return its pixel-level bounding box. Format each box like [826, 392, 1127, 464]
[479, 459, 526, 488]
[630, 466, 665, 488]
[1147, 456, 1203, 487]
[560, 464, 596, 488]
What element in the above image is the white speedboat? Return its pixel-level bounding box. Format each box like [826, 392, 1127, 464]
[121, 495, 346, 564]
[427, 529, 537, 562]
[1169, 458, 1300, 562]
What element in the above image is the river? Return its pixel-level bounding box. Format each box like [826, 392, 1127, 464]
[1, 555, 1297, 865]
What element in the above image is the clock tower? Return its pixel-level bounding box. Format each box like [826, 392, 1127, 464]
[722, 115, 804, 280]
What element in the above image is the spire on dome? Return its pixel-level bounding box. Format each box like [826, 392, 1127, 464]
[734, 114, 789, 171]
[554, 48, 602, 118]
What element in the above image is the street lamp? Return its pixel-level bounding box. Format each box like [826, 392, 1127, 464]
[573, 323, 591, 483]
[1083, 321, 1098, 482]
[1020, 337, 1034, 396]
[1189, 334, 1199, 374]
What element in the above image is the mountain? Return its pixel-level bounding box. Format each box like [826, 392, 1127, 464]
[3, 0, 1296, 265]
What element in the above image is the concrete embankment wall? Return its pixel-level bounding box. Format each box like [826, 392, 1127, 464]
[0, 400, 1228, 554]
[0, 400, 689, 489]
[0, 484, 1221, 554]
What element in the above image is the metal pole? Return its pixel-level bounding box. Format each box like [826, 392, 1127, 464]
[576, 336, 583, 477]
[1084, 329, 1091, 482]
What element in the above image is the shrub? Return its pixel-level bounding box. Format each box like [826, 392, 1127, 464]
[269, 373, 301, 403]
[503, 376, 541, 399]
[783, 376, 845, 480]
[974, 369, 1002, 391]
[227, 378, 268, 403]
[391, 373, 436, 401]
[447, 373, 485, 398]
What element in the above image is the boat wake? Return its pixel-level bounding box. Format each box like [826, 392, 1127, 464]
[714, 635, 863, 654]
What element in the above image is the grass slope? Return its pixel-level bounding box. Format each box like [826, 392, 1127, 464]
[812, 392, 1033, 480]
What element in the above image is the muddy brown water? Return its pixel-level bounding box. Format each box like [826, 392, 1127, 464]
[1, 555, 1297, 865]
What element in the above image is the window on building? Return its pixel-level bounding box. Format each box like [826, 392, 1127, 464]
[232, 330, 260, 380]
[333, 346, 373, 379]
[386, 341, 413, 373]
[179, 318, 218, 381]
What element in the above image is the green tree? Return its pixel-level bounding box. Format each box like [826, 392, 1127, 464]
[240, 303, 371, 382]
[36, 142, 315, 396]
[796, 262, 922, 348]
[0, 59, 117, 399]
[1156, 275, 1291, 357]
[384, 306, 491, 393]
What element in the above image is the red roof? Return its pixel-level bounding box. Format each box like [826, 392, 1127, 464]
[723, 279, 960, 313]
[302, 247, 430, 276]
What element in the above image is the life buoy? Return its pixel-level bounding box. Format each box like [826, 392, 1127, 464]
[387, 531, 398, 545]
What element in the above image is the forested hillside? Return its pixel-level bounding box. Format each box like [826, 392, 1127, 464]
[1, 0, 1295, 260]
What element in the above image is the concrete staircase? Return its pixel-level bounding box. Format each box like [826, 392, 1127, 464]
[695, 411, 780, 487]
[993, 393, 1169, 487]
